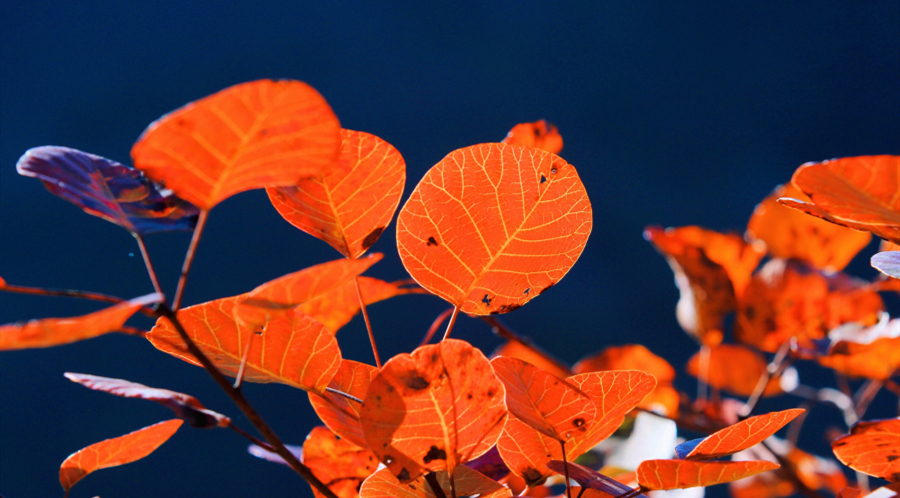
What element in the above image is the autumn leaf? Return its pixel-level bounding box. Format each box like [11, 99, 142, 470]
[360, 465, 512, 498]
[675, 409, 804, 460]
[463, 446, 511, 483]
[64, 373, 229, 428]
[132, 79, 342, 210]
[16, 146, 200, 235]
[547, 461, 649, 498]
[644, 226, 764, 346]
[298, 277, 425, 334]
[747, 184, 871, 272]
[301, 426, 379, 498]
[730, 438, 847, 498]
[635, 459, 779, 490]
[268, 129, 406, 258]
[778, 155, 900, 245]
[491, 340, 572, 381]
[872, 251, 900, 280]
[360, 339, 508, 482]
[502, 120, 563, 154]
[60, 419, 183, 496]
[818, 315, 900, 380]
[0, 293, 160, 350]
[831, 419, 900, 482]
[309, 359, 378, 449]
[147, 297, 340, 393]
[396, 143, 592, 315]
[686, 344, 787, 397]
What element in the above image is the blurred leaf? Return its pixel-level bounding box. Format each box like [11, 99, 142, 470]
[502, 120, 563, 154]
[491, 340, 572, 381]
[686, 344, 785, 397]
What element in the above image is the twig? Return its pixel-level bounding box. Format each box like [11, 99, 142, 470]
[425, 472, 449, 498]
[480, 316, 572, 375]
[560, 440, 572, 498]
[234, 330, 259, 389]
[0, 284, 157, 317]
[421, 307, 454, 346]
[227, 421, 275, 452]
[741, 340, 791, 418]
[759, 440, 825, 498]
[442, 306, 459, 341]
[172, 209, 208, 310]
[853, 380, 883, 420]
[354, 276, 381, 368]
[325, 387, 363, 404]
[134, 233, 164, 298]
[696, 345, 710, 409]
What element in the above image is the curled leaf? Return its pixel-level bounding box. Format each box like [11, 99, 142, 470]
[502, 120, 563, 154]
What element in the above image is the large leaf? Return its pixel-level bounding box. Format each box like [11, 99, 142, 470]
[778, 155, 900, 244]
[308, 359, 378, 449]
[301, 426, 379, 498]
[298, 277, 424, 334]
[747, 184, 871, 272]
[637, 459, 779, 490]
[17, 146, 199, 235]
[0, 293, 160, 350]
[132, 79, 341, 210]
[60, 419, 183, 495]
[678, 409, 804, 460]
[268, 129, 406, 258]
[831, 418, 900, 481]
[396, 143, 592, 315]
[502, 120, 563, 154]
[360, 465, 511, 498]
[360, 339, 508, 482]
[490, 356, 596, 441]
[147, 296, 340, 393]
[64, 373, 229, 429]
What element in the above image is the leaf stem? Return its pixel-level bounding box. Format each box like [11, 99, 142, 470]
[233, 330, 259, 389]
[740, 340, 792, 418]
[134, 233, 164, 298]
[853, 379, 882, 420]
[425, 472, 449, 498]
[421, 307, 454, 346]
[758, 440, 825, 498]
[172, 209, 208, 311]
[0, 284, 158, 317]
[441, 306, 459, 341]
[560, 440, 572, 498]
[354, 276, 381, 368]
[325, 387, 363, 404]
[227, 421, 276, 452]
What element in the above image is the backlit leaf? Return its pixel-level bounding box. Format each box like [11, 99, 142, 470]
[636, 459, 779, 490]
[396, 143, 592, 315]
[502, 120, 563, 154]
[309, 359, 378, 449]
[872, 251, 900, 280]
[574, 345, 679, 416]
[686, 345, 785, 397]
[360, 465, 511, 498]
[547, 461, 650, 498]
[132, 79, 341, 210]
[60, 419, 183, 495]
[298, 277, 425, 334]
[17, 146, 200, 235]
[680, 409, 804, 460]
[831, 419, 900, 482]
[360, 339, 508, 482]
[463, 446, 511, 482]
[491, 340, 572, 381]
[730, 437, 847, 498]
[147, 297, 340, 393]
[0, 293, 160, 350]
[777, 155, 900, 244]
[491, 356, 596, 441]
[645, 226, 764, 346]
[64, 373, 229, 429]
[747, 184, 870, 272]
[268, 129, 406, 258]
[302, 426, 379, 498]
[819, 337, 900, 381]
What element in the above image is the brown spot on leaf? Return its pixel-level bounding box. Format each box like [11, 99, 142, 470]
[397, 468, 410, 481]
[573, 418, 585, 428]
[427, 236, 438, 246]
[887, 455, 899, 462]
[403, 374, 430, 390]
[423, 445, 447, 463]
[362, 226, 385, 250]
[522, 467, 545, 486]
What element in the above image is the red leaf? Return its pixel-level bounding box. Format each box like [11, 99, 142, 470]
[268, 129, 406, 258]
[301, 426, 379, 498]
[60, 419, 183, 494]
[132, 79, 341, 210]
[309, 359, 378, 449]
[502, 120, 563, 154]
[396, 143, 592, 315]
[0, 293, 160, 350]
[683, 409, 804, 460]
[360, 466, 511, 498]
[831, 418, 900, 481]
[298, 277, 425, 334]
[636, 459, 779, 490]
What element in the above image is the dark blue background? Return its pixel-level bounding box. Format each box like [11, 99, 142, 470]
[1, 2, 898, 497]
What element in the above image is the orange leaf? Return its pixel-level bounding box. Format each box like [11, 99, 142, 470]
[777, 155, 900, 244]
[644, 226, 764, 346]
[396, 143, 592, 315]
[686, 344, 784, 397]
[574, 345, 679, 416]
[131, 79, 341, 210]
[309, 359, 378, 449]
[491, 356, 596, 441]
[298, 277, 425, 334]
[60, 419, 183, 494]
[747, 184, 871, 272]
[0, 293, 160, 350]
[502, 120, 563, 154]
[360, 339, 508, 482]
[636, 459, 779, 490]
[147, 297, 340, 393]
[683, 409, 804, 460]
[818, 336, 900, 380]
[302, 426, 379, 498]
[360, 465, 511, 498]
[491, 340, 572, 380]
[831, 418, 900, 482]
[268, 129, 406, 258]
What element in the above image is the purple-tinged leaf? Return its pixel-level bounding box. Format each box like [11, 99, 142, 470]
[872, 251, 900, 280]
[675, 438, 704, 459]
[17, 146, 199, 235]
[463, 446, 511, 482]
[248, 443, 304, 467]
[547, 460, 650, 498]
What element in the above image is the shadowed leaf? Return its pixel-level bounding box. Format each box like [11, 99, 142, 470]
[463, 446, 511, 483]
[636, 459, 780, 490]
[547, 461, 650, 498]
[132, 79, 341, 210]
[360, 466, 511, 498]
[832, 419, 900, 481]
[301, 426, 379, 498]
[309, 359, 378, 449]
[502, 120, 563, 154]
[872, 251, 900, 280]
[680, 409, 804, 460]
[396, 143, 592, 315]
[298, 277, 425, 334]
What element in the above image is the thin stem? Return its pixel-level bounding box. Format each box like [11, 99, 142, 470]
[172, 209, 208, 311]
[227, 421, 275, 452]
[421, 307, 455, 346]
[884, 379, 900, 397]
[741, 340, 791, 418]
[155, 304, 338, 498]
[354, 276, 381, 368]
[853, 380, 883, 420]
[560, 441, 572, 498]
[425, 472, 449, 498]
[759, 440, 825, 498]
[480, 316, 572, 376]
[325, 387, 363, 404]
[234, 330, 259, 389]
[575, 487, 587, 498]
[441, 306, 459, 341]
[0, 284, 158, 317]
[134, 234, 164, 298]
[449, 471, 457, 498]
[696, 345, 710, 409]
[117, 326, 149, 338]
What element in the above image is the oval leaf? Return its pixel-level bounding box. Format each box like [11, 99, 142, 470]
[684, 409, 804, 460]
[309, 359, 378, 449]
[502, 120, 563, 154]
[396, 143, 592, 315]
[268, 129, 406, 258]
[831, 418, 900, 482]
[636, 459, 780, 490]
[360, 466, 511, 498]
[361, 339, 508, 482]
[132, 79, 341, 210]
[301, 426, 379, 498]
[872, 251, 900, 280]
[147, 297, 340, 393]
[298, 277, 425, 334]
[0, 293, 160, 350]
[17, 146, 200, 235]
[574, 345, 679, 416]
[60, 419, 183, 494]
[686, 344, 786, 397]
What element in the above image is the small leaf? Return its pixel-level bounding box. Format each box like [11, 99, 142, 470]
[683, 409, 804, 460]
[872, 251, 900, 280]
[64, 373, 229, 428]
[396, 143, 592, 315]
[547, 461, 650, 498]
[0, 293, 160, 350]
[832, 418, 900, 481]
[636, 459, 779, 490]
[132, 79, 342, 210]
[309, 359, 378, 449]
[17, 146, 200, 235]
[301, 426, 379, 498]
[298, 277, 425, 334]
[60, 419, 183, 494]
[268, 129, 406, 258]
[502, 120, 563, 154]
[360, 466, 511, 498]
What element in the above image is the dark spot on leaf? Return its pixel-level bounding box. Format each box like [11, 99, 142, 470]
[887, 455, 899, 462]
[482, 294, 493, 306]
[409, 485, 416, 490]
[551, 167, 558, 174]
[431, 353, 439, 363]
[489, 310, 500, 315]
[505, 304, 521, 312]
[397, 468, 410, 481]
[427, 236, 438, 246]
[423, 445, 447, 463]
[745, 306, 755, 320]
[260, 128, 269, 136]
[362, 226, 385, 250]
[573, 418, 585, 428]
[522, 467, 545, 486]
[486, 389, 496, 398]
[537, 282, 555, 295]
[403, 374, 430, 390]
[540, 174, 547, 184]
[524, 288, 531, 295]
[467, 393, 473, 400]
